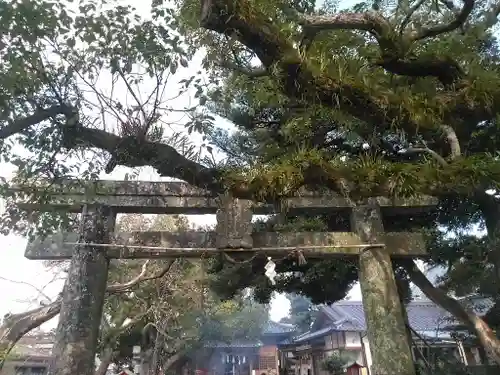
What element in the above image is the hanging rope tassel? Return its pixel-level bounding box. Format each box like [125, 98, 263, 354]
[223, 252, 257, 264]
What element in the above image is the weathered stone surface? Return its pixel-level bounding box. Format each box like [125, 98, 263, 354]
[215, 193, 253, 248]
[25, 231, 427, 259]
[350, 205, 416, 375]
[49, 205, 115, 375]
[14, 180, 437, 215]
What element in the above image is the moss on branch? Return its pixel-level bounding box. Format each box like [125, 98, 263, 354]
[199, 0, 500, 139]
[224, 150, 500, 201]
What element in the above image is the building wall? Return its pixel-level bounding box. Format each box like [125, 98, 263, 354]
[344, 332, 362, 349]
[1, 360, 50, 375]
[285, 330, 484, 375]
[205, 348, 259, 375]
[324, 332, 345, 351]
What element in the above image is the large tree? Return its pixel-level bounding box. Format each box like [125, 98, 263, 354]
[2, 0, 500, 367]
[172, 0, 500, 364]
[280, 293, 318, 334]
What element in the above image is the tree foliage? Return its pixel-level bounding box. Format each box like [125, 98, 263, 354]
[2, 0, 500, 367]
[97, 214, 269, 372]
[280, 293, 318, 334]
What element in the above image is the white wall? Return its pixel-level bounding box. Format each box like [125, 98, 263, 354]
[344, 332, 362, 348]
[324, 333, 344, 350]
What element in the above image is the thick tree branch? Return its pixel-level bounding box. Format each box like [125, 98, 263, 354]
[0, 301, 61, 369]
[107, 260, 175, 293]
[201, 0, 472, 131]
[296, 11, 390, 37]
[401, 259, 500, 364]
[397, 124, 460, 166]
[201, 1, 410, 133]
[218, 61, 268, 77]
[440, 124, 461, 159]
[402, 146, 448, 167]
[399, 0, 427, 35]
[410, 0, 475, 41]
[282, 4, 465, 84]
[0, 105, 73, 140]
[62, 123, 224, 191]
[375, 55, 464, 86]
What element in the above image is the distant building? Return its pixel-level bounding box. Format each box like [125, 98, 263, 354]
[2, 332, 54, 375]
[198, 321, 296, 375]
[278, 300, 490, 375]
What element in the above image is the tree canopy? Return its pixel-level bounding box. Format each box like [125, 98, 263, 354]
[279, 293, 318, 334]
[2, 0, 500, 211]
[2, 0, 500, 367]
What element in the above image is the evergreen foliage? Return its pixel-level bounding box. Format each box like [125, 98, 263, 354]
[2, 0, 500, 365]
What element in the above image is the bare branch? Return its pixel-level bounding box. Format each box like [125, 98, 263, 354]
[403, 146, 448, 167]
[117, 69, 149, 127]
[399, 0, 427, 35]
[410, 0, 475, 41]
[0, 259, 176, 364]
[0, 276, 53, 303]
[107, 260, 175, 293]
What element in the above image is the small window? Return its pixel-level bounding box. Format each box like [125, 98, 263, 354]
[31, 367, 47, 375]
[259, 356, 277, 369]
[15, 366, 47, 375]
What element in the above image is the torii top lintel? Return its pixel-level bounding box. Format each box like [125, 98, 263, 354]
[14, 179, 438, 215]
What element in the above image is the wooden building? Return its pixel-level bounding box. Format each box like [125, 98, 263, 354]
[2, 332, 54, 375]
[278, 300, 488, 375]
[201, 321, 295, 375]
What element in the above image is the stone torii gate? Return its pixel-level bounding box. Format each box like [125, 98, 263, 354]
[18, 180, 436, 375]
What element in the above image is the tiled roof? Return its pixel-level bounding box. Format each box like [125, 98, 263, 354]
[278, 338, 293, 345]
[293, 326, 336, 343]
[263, 320, 295, 335]
[291, 300, 471, 345]
[323, 300, 458, 332]
[205, 321, 295, 348]
[10, 333, 54, 358]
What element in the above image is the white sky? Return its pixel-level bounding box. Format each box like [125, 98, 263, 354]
[0, 0, 441, 332]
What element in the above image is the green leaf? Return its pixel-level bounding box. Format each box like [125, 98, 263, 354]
[165, 55, 172, 67]
[170, 61, 178, 74]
